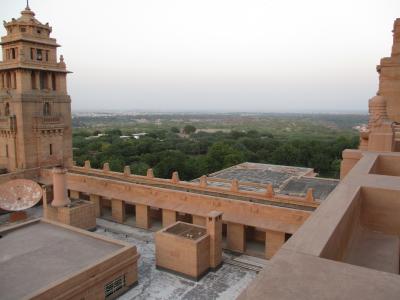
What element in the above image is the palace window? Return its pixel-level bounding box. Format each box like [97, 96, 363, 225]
[104, 275, 125, 298]
[49, 144, 53, 156]
[13, 72, 17, 89]
[31, 71, 37, 89]
[45, 51, 49, 61]
[6, 72, 11, 88]
[20, 27, 26, 33]
[36, 49, 42, 61]
[11, 48, 16, 59]
[43, 102, 51, 116]
[5, 145, 8, 158]
[39, 71, 48, 90]
[51, 73, 56, 90]
[30, 48, 34, 60]
[5, 103, 10, 116]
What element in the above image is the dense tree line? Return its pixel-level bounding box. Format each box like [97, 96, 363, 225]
[72, 128, 359, 180]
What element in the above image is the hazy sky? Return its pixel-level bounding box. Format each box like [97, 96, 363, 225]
[1, 0, 399, 112]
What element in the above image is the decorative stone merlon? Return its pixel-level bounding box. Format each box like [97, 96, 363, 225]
[171, 171, 180, 184]
[199, 175, 208, 188]
[265, 184, 274, 197]
[124, 166, 131, 176]
[103, 162, 110, 172]
[147, 168, 154, 178]
[305, 188, 315, 202]
[231, 179, 239, 192]
[84, 160, 91, 169]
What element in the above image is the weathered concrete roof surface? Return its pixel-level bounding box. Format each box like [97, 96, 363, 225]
[280, 177, 339, 200]
[202, 163, 338, 201]
[0, 221, 123, 300]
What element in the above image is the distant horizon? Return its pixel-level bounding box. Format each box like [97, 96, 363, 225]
[72, 108, 368, 115]
[2, 0, 399, 112]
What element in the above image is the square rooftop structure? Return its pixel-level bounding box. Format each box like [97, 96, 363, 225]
[197, 162, 339, 201]
[155, 221, 212, 280]
[0, 219, 139, 300]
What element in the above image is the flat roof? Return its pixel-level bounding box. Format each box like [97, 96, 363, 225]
[197, 162, 338, 201]
[0, 220, 124, 300]
[164, 222, 207, 240]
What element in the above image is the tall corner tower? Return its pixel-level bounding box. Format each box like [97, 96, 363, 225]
[0, 4, 73, 172]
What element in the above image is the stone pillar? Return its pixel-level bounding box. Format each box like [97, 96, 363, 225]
[136, 204, 151, 229]
[227, 222, 245, 253]
[162, 209, 177, 227]
[111, 199, 125, 223]
[51, 168, 71, 207]
[340, 149, 363, 179]
[206, 211, 223, 269]
[265, 229, 285, 259]
[69, 190, 80, 200]
[90, 194, 101, 217]
[192, 215, 206, 226]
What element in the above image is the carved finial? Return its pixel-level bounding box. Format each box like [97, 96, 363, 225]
[265, 183, 274, 197]
[84, 160, 91, 169]
[199, 175, 208, 188]
[124, 166, 131, 176]
[231, 179, 239, 192]
[171, 171, 180, 183]
[147, 168, 154, 178]
[305, 188, 315, 202]
[26, 0, 30, 10]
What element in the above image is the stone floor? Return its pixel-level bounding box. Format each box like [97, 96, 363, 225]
[95, 219, 259, 300]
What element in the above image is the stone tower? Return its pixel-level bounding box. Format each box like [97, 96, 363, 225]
[359, 19, 400, 151]
[0, 4, 72, 171]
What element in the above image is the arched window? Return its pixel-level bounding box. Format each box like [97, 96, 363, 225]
[5, 103, 10, 116]
[43, 102, 50, 116]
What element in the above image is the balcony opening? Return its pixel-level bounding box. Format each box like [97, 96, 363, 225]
[45, 51, 49, 62]
[6, 72, 11, 88]
[31, 71, 36, 89]
[11, 48, 16, 60]
[12, 72, 16, 89]
[51, 73, 56, 90]
[43, 102, 51, 116]
[39, 71, 47, 90]
[30, 48, 34, 60]
[36, 49, 42, 61]
[49, 144, 53, 156]
[5, 103, 10, 116]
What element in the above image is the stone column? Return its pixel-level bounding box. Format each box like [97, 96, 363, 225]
[111, 199, 125, 223]
[192, 215, 206, 226]
[206, 211, 223, 269]
[227, 222, 245, 253]
[90, 194, 101, 217]
[51, 168, 70, 207]
[265, 229, 285, 259]
[69, 190, 80, 200]
[136, 203, 151, 229]
[162, 209, 177, 227]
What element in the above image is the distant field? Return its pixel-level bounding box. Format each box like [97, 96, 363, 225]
[72, 112, 368, 138]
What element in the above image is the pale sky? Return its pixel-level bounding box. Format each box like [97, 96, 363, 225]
[1, 0, 399, 112]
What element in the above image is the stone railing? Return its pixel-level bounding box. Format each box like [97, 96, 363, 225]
[32, 114, 64, 130]
[68, 161, 319, 209]
[0, 115, 17, 132]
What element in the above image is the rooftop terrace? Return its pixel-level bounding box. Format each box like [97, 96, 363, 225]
[0, 219, 128, 300]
